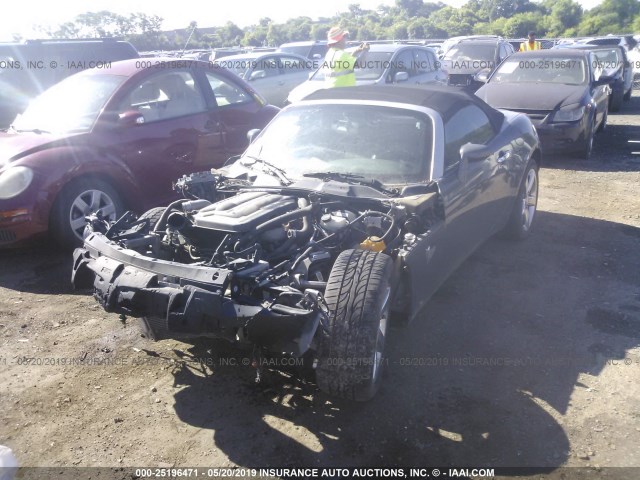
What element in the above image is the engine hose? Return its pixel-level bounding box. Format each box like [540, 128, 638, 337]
[290, 244, 316, 273]
[368, 211, 396, 242]
[293, 277, 327, 289]
[253, 203, 315, 235]
[153, 199, 188, 233]
[294, 198, 311, 238]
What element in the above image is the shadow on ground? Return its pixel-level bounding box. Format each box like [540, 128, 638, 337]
[0, 241, 75, 294]
[169, 210, 640, 469]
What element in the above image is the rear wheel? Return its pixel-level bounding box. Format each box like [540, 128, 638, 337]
[316, 249, 392, 401]
[50, 178, 123, 247]
[501, 159, 538, 241]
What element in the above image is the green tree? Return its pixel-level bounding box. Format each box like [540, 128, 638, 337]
[543, 0, 582, 36]
[503, 12, 545, 37]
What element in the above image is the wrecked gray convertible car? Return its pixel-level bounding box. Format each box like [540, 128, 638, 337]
[72, 86, 540, 401]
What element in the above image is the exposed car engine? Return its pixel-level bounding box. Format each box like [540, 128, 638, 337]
[86, 170, 435, 297]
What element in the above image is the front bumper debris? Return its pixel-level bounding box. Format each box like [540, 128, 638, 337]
[72, 233, 323, 356]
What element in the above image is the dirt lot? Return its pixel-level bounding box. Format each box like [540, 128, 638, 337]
[1, 93, 640, 479]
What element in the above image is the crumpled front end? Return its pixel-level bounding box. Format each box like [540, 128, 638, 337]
[72, 233, 324, 357]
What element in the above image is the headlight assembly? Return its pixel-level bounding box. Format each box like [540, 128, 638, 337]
[551, 104, 585, 123]
[0, 166, 34, 199]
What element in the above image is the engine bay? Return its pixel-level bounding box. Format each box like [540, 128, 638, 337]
[84, 170, 442, 306]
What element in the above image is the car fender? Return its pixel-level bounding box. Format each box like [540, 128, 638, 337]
[13, 145, 142, 224]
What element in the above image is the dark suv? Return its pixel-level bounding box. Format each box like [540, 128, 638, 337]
[0, 38, 139, 128]
[442, 38, 515, 90]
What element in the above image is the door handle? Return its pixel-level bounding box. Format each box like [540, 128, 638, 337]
[497, 151, 512, 164]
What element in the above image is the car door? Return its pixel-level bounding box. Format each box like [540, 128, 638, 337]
[246, 56, 284, 105]
[202, 69, 265, 157]
[413, 48, 439, 84]
[100, 68, 225, 208]
[278, 55, 312, 104]
[589, 52, 610, 124]
[436, 104, 508, 261]
[387, 49, 416, 84]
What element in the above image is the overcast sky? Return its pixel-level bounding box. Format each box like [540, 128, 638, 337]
[0, 0, 604, 42]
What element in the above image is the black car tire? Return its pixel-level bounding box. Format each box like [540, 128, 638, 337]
[138, 207, 166, 230]
[610, 89, 623, 112]
[316, 249, 392, 401]
[501, 159, 539, 241]
[50, 178, 124, 248]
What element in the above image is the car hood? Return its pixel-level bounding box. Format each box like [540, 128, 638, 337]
[0, 131, 79, 169]
[476, 82, 586, 111]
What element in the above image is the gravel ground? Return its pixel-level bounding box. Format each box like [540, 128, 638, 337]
[0, 91, 639, 480]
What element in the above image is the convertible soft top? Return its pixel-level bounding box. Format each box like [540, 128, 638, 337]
[304, 84, 505, 131]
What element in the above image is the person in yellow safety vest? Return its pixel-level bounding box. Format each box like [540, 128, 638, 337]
[520, 31, 542, 52]
[323, 26, 370, 88]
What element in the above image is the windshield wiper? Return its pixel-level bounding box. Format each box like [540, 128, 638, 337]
[303, 171, 399, 197]
[241, 156, 291, 185]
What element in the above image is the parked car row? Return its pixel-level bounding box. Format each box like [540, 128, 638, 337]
[288, 44, 447, 103]
[214, 52, 313, 106]
[0, 33, 635, 249]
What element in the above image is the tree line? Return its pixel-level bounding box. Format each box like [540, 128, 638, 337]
[25, 0, 640, 51]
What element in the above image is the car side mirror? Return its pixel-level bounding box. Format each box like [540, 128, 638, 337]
[247, 128, 261, 144]
[250, 70, 266, 81]
[394, 71, 409, 83]
[594, 74, 612, 85]
[474, 68, 491, 83]
[117, 110, 145, 127]
[458, 143, 489, 183]
[460, 142, 489, 162]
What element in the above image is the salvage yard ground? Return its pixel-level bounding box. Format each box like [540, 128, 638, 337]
[1, 93, 639, 479]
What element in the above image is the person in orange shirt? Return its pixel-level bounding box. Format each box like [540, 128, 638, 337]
[520, 31, 542, 51]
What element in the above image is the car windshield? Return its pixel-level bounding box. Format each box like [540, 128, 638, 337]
[490, 57, 587, 85]
[241, 104, 432, 185]
[310, 51, 394, 82]
[591, 48, 622, 72]
[444, 44, 495, 62]
[12, 73, 126, 133]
